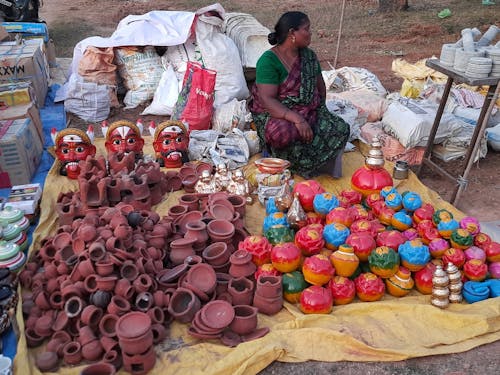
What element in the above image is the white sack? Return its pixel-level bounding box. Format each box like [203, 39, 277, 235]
[322, 67, 387, 97]
[212, 98, 249, 133]
[64, 74, 110, 122]
[382, 99, 463, 148]
[163, 38, 203, 82]
[195, 3, 249, 106]
[142, 64, 180, 116]
[486, 123, 500, 151]
[114, 46, 164, 109]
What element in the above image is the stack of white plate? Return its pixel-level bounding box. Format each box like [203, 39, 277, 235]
[465, 57, 493, 78]
[485, 47, 500, 77]
[453, 48, 485, 72]
[440, 44, 457, 67]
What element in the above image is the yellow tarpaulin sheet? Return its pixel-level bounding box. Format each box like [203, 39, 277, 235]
[14, 138, 500, 375]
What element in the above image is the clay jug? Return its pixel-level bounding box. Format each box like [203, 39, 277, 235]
[330, 244, 359, 277]
[169, 237, 197, 265]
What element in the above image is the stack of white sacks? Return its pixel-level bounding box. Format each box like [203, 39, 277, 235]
[439, 25, 500, 78]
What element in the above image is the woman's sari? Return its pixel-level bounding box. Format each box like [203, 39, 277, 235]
[250, 48, 350, 177]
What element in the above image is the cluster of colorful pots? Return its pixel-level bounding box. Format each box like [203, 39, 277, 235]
[0, 205, 30, 272]
[251, 180, 500, 314]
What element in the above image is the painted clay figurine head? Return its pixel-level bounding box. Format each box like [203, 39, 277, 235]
[102, 120, 145, 160]
[150, 120, 189, 168]
[52, 126, 96, 179]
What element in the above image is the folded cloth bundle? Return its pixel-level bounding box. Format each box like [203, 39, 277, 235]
[462, 280, 500, 303]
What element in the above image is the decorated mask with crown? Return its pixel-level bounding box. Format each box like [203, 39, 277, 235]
[102, 119, 145, 160]
[150, 120, 189, 168]
[52, 126, 96, 179]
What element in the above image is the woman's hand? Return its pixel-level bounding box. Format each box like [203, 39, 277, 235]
[294, 119, 313, 143]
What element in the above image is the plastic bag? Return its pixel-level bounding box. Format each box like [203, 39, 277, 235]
[195, 4, 250, 106]
[142, 64, 180, 116]
[171, 61, 217, 131]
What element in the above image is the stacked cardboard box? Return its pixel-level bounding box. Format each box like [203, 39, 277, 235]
[0, 39, 49, 108]
[0, 117, 44, 186]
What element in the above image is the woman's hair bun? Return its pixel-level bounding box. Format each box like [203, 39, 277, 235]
[268, 32, 278, 45]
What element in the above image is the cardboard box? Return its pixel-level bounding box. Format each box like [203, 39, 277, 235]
[0, 117, 43, 186]
[6, 182, 43, 215]
[0, 39, 49, 108]
[0, 82, 35, 107]
[0, 101, 43, 143]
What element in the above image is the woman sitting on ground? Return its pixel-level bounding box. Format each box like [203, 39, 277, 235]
[250, 11, 350, 178]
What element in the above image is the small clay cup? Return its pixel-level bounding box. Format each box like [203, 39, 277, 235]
[229, 305, 258, 335]
[80, 362, 116, 375]
[99, 314, 119, 338]
[202, 242, 230, 266]
[63, 341, 83, 365]
[167, 287, 202, 323]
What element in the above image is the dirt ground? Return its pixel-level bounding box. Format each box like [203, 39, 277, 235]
[39, 0, 500, 373]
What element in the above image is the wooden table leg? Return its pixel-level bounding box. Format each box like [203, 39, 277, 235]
[416, 77, 454, 176]
[450, 84, 500, 206]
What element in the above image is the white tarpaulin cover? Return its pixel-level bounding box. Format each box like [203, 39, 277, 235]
[69, 11, 195, 77]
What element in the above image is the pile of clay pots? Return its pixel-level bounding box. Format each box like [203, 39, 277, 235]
[56, 156, 185, 223]
[19, 188, 278, 373]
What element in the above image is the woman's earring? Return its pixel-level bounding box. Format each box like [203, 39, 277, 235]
[292, 35, 296, 43]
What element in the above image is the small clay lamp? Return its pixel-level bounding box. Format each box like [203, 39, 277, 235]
[351, 138, 393, 197]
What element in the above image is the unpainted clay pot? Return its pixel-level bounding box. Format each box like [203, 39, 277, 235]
[167, 287, 201, 323]
[227, 277, 254, 306]
[63, 341, 83, 365]
[80, 362, 116, 375]
[229, 305, 258, 335]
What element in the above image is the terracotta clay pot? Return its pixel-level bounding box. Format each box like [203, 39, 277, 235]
[169, 237, 196, 265]
[65, 295, 85, 318]
[229, 305, 258, 335]
[168, 204, 189, 220]
[99, 314, 119, 338]
[255, 275, 283, 299]
[116, 312, 153, 355]
[63, 341, 83, 365]
[227, 277, 254, 306]
[107, 295, 131, 316]
[35, 351, 59, 372]
[203, 242, 230, 267]
[207, 219, 235, 242]
[122, 346, 156, 375]
[114, 279, 134, 299]
[185, 263, 217, 295]
[78, 325, 97, 346]
[151, 323, 168, 345]
[184, 220, 209, 247]
[252, 293, 283, 315]
[25, 327, 45, 348]
[81, 339, 104, 361]
[178, 194, 199, 211]
[167, 287, 201, 323]
[80, 362, 116, 375]
[229, 250, 256, 279]
[81, 305, 104, 327]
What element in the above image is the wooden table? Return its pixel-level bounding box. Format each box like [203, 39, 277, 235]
[416, 59, 500, 207]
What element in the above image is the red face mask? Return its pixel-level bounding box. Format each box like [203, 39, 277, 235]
[153, 124, 189, 168]
[55, 131, 96, 179]
[105, 125, 145, 158]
